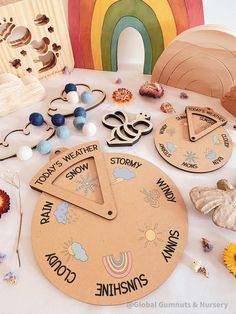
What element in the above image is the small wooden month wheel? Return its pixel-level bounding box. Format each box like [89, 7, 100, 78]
[155, 106, 233, 173]
[30, 141, 187, 305]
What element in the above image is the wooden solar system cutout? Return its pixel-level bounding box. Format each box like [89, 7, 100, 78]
[0, 0, 74, 79]
[69, 0, 204, 74]
[155, 106, 233, 173]
[152, 25, 236, 98]
[30, 141, 188, 305]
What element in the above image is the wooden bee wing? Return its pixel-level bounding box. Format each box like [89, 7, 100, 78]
[189, 187, 226, 214]
[102, 111, 128, 129]
[212, 190, 236, 231]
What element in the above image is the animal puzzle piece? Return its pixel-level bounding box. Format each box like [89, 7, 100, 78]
[102, 111, 153, 146]
[190, 179, 236, 231]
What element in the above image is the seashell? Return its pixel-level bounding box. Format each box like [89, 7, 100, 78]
[160, 102, 175, 113]
[189, 180, 236, 231]
[139, 81, 164, 99]
[192, 260, 209, 278]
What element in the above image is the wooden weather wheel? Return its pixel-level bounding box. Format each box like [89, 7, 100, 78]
[30, 142, 187, 305]
[155, 106, 233, 173]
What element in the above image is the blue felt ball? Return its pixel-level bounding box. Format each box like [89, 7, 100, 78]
[65, 83, 77, 94]
[81, 91, 95, 105]
[73, 116, 86, 129]
[51, 114, 65, 127]
[74, 107, 87, 118]
[56, 126, 71, 139]
[37, 140, 52, 155]
[29, 112, 44, 126]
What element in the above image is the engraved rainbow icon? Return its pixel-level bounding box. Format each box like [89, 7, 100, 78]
[102, 251, 132, 279]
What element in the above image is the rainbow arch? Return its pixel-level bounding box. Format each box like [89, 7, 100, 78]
[69, 0, 204, 74]
[102, 251, 132, 278]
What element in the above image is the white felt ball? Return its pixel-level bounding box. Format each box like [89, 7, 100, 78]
[82, 122, 97, 137]
[67, 91, 79, 105]
[17, 145, 33, 161]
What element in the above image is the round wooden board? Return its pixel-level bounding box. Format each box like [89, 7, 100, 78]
[31, 152, 187, 305]
[155, 113, 233, 173]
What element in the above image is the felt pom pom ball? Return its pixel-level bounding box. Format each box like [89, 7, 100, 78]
[73, 116, 86, 129]
[51, 114, 65, 127]
[67, 91, 79, 105]
[56, 126, 71, 139]
[17, 145, 33, 161]
[64, 83, 79, 105]
[29, 112, 44, 126]
[64, 83, 77, 94]
[37, 140, 52, 155]
[74, 107, 87, 118]
[82, 122, 97, 137]
[81, 91, 95, 105]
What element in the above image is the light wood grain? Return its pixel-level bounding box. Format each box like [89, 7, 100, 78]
[152, 25, 236, 99]
[0, 0, 74, 79]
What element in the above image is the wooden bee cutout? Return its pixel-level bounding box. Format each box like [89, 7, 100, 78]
[102, 111, 153, 147]
[190, 179, 236, 231]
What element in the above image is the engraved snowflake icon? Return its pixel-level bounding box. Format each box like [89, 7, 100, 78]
[184, 151, 198, 163]
[75, 174, 99, 195]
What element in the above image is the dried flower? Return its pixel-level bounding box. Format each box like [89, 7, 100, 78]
[202, 238, 213, 252]
[0, 253, 6, 263]
[223, 243, 236, 277]
[180, 92, 188, 99]
[3, 272, 17, 284]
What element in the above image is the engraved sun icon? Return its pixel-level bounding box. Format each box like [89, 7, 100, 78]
[139, 224, 163, 248]
[61, 239, 88, 263]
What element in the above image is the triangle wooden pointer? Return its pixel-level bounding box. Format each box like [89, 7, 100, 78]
[30, 141, 117, 220]
[185, 106, 227, 142]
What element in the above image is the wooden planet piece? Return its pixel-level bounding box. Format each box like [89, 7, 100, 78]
[155, 108, 233, 173]
[30, 141, 187, 305]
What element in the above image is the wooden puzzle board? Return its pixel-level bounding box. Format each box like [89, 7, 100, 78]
[31, 142, 187, 305]
[155, 113, 233, 173]
[0, 0, 74, 79]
